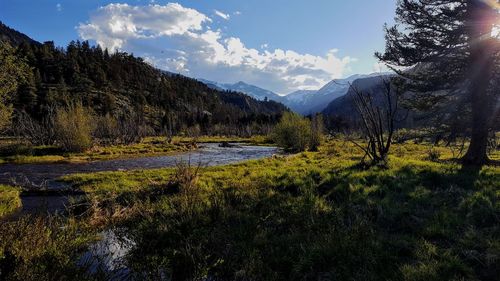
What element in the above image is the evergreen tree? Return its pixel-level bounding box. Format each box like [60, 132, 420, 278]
[377, 0, 500, 166]
[0, 42, 30, 131]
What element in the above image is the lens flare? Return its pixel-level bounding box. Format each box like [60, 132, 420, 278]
[483, 0, 500, 9]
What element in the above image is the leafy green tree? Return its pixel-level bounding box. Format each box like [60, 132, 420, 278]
[377, 0, 500, 166]
[0, 42, 30, 131]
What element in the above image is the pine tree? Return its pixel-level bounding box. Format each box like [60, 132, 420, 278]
[377, 0, 499, 166]
[0, 42, 30, 131]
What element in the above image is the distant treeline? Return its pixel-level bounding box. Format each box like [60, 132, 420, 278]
[5, 34, 286, 139]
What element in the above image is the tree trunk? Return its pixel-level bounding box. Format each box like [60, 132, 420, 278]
[462, 81, 493, 166]
[462, 1, 497, 166]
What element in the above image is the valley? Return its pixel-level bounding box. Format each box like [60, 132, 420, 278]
[0, 1, 499, 280]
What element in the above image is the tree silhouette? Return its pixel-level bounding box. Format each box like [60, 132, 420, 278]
[377, 0, 500, 166]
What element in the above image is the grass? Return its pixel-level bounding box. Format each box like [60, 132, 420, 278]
[1, 138, 499, 280]
[0, 216, 103, 280]
[0, 137, 196, 164]
[0, 185, 21, 217]
[57, 138, 500, 280]
[172, 135, 273, 145]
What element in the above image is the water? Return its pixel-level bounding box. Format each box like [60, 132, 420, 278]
[1, 143, 279, 276]
[0, 143, 278, 214]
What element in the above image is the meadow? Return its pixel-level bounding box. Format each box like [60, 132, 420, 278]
[1, 137, 498, 280]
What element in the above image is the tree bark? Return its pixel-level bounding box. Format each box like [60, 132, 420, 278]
[462, 64, 494, 166]
[462, 1, 497, 166]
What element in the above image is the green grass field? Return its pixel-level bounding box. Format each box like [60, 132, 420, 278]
[1, 138, 499, 280]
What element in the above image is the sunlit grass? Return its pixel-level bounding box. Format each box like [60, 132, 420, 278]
[3, 138, 499, 280]
[0, 185, 22, 217]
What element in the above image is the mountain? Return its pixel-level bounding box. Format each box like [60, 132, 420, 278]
[321, 75, 389, 121]
[0, 21, 40, 46]
[321, 74, 421, 129]
[199, 79, 284, 102]
[200, 74, 391, 115]
[0, 23, 287, 137]
[283, 73, 390, 115]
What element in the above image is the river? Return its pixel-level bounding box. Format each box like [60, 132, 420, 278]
[0, 143, 278, 214]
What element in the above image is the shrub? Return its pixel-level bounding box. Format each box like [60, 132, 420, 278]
[271, 112, 312, 152]
[427, 148, 441, 162]
[0, 185, 21, 217]
[54, 104, 93, 152]
[13, 109, 56, 146]
[309, 114, 324, 151]
[93, 114, 120, 145]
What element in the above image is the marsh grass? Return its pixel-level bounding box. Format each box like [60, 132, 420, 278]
[0, 185, 21, 217]
[0, 137, 195, 164]
[0, 215, 103, 280]
[1, 138, 498, 280]
[55, 139, 500, 280]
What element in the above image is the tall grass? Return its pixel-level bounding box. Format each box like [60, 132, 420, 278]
[0, 185, 21, 217]
[59, 139, 499, 280]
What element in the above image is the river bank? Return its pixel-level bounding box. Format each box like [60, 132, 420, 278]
[0, 139, 498, 280]
[0, 135, 272, 165]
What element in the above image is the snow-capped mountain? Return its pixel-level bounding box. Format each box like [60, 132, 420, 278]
[199, 79, 283, 102]
[283, 73, 389, 115]
[199, 73, 391, 115]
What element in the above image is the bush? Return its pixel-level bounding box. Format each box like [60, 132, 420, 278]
[309, 114, 324, 151]
[427, 148, 441, 162]
[54, 104, 93, 152]
[93, 114, 120, 145]
[0, 185, 21, 217]
[271, 112, 311, 152]
[13, 109, 56, 146]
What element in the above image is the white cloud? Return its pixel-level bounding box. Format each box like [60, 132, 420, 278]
[78, 3, 210, 50]
[78, 3, 355, 94]
[214, 9, 230, 20]
[56, 3, 62, 12]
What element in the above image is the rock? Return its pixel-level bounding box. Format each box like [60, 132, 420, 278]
[219, 141, 240, 148]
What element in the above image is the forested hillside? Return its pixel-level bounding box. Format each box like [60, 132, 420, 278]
[0, 22, 286, 141]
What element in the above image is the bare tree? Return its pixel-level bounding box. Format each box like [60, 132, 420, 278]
[349, 76, 405, 165]
[13, 107, 56, 145]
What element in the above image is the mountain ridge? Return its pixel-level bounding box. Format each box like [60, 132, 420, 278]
[200, 73, 392, 115]
[0, 22, 287, 137]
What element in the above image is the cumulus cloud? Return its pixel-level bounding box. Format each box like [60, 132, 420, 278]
[56, 3, 62, 12]
[78, 3, 210, 51]
[78, 3, 355, 94]
[214, 9, 230, 20]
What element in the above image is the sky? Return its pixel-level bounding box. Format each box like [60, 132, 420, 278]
[1, 0, 397, 94]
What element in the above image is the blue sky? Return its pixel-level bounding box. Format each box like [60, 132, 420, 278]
[1, 0, 397, 94]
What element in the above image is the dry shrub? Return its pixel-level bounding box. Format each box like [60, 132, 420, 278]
[93, 114, 120, 145]
[54, 103, 93, 152]
[272, 112, 312, 152]
[427, 148, 441, 162]
[172, 159, 203, 215]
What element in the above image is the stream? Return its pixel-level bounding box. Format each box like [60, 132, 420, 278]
[0, 143, 278, 214]
[1, 143, 279, 276]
